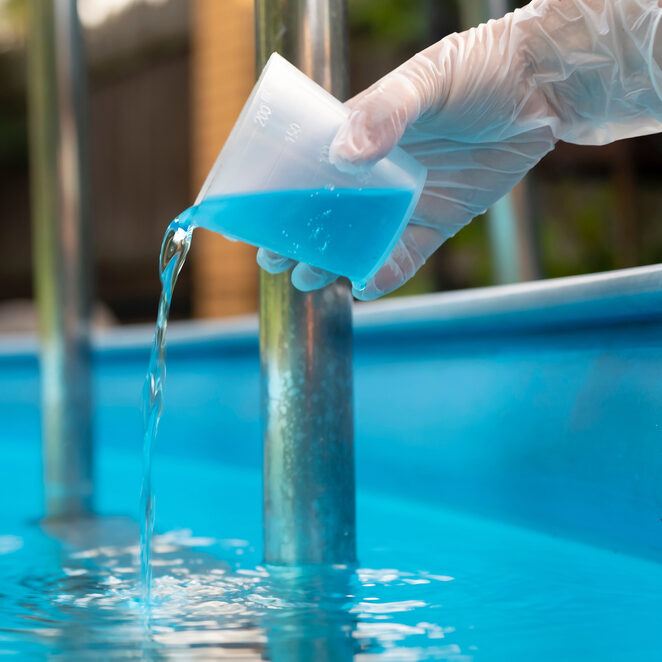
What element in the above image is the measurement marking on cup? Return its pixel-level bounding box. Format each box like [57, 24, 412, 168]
[255, 103, 272, 127]
[285, 123, 302, 143]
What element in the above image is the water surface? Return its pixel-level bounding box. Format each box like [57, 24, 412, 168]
[2, 441, 661, 660]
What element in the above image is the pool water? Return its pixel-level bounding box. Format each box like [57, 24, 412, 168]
[2, 440, 661, 661]
[183, 188, 413, 284]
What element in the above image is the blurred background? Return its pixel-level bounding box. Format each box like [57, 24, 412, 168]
[1, 0, 662, 330]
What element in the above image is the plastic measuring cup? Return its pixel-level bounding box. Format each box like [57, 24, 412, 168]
[188, 52, 427, 286]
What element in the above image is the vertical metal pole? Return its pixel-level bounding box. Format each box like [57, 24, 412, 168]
[256, 0, 356, 566]
[460, 0, 540, 284]
[27, 0, 93, 519]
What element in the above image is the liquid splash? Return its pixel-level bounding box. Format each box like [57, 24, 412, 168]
[140, 217, 194, 609]
[0, 517, 461, 661]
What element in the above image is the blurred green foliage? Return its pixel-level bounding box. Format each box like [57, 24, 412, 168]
[540, 181, 614, 278]
[639, 185, 662, 266]
[350, 0, 434, 46]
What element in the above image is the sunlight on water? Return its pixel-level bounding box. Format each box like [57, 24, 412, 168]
[0, 518, 467, 661]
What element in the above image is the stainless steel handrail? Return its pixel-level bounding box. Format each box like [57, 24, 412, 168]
[27, 0, 93, 519]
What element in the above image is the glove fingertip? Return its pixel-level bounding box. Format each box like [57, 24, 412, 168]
[329, 110, 391, 169]
[351, 282, 382, 301]
[291, 264, 337, 292]
[257, 248, 294, 274]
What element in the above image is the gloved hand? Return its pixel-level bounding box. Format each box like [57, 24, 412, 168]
[259, 0, 662, 299]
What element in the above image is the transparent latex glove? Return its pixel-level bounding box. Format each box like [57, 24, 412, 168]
[258, 0, 662, 299]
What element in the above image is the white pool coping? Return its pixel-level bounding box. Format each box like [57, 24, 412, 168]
[2, 262, 662, 357]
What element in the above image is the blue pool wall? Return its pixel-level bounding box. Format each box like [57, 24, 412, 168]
[2, 264, 662, 561]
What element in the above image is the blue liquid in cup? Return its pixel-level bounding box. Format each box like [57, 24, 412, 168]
[180, 188, 414, 284]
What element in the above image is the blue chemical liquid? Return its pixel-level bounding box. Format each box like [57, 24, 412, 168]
[181, 188, 414, 285]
